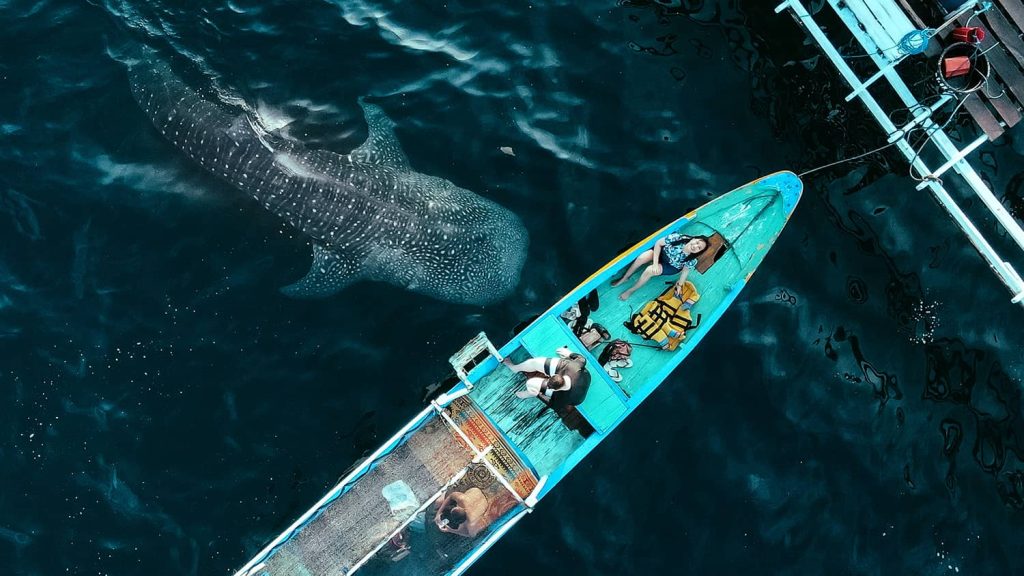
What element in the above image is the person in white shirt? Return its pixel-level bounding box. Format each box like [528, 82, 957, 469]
[502, 346, 582, 400]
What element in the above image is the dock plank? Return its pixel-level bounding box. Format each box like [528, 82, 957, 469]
[994, 0, 1024, 32]
[984, 5, 1024, 68]
[963, 93, 1007, 140]
[986, 79, 1024, 126]
[894, 0, 930, 28]
[982, 43, 1024, 104]
[949, 16, 1024, 105]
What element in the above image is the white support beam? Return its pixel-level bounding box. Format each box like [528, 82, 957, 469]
[921, 179, 1024, 306]
[847, 55, 908, 101]
[915, 133, 989, 185]
[820, 0, 1024, 256]
[775, 0, 932, 159]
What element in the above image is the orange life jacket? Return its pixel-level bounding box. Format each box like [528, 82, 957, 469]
[624, 281, 701, 351]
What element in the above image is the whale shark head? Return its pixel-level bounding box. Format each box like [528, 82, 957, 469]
[431, 200, 529, 305]
[359, 178, 529, 306]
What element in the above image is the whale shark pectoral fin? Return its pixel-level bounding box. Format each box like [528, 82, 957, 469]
[280, 244, 362, 298]
[348, 98, 411, 171]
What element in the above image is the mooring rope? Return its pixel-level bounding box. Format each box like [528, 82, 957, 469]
[797, 88, 974, 180]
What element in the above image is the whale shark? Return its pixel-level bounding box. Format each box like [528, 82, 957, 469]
[128, 59, 528, 305]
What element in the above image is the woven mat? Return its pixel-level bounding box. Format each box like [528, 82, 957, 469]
[445, 396, 539, 499]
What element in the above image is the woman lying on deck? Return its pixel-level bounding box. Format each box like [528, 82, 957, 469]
[612, 233, 709, 300]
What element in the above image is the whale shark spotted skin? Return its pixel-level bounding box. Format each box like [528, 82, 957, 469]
[128, 60, 528, 305]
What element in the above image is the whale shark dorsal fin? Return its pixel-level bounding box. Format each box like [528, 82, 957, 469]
[280, 244, 362, 298]
[349, 98, 410, 171]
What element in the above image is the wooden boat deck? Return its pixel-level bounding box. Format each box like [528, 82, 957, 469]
[584, 255, 744, 397]
[466, 342, 589, 478]
[518, 316, 629, 428]
[470, 177, 800, 479]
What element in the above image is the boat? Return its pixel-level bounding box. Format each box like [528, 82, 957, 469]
[233, 171, 803, 576]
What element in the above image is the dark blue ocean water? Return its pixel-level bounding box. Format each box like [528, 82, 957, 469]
[2, 0, 1023, 574]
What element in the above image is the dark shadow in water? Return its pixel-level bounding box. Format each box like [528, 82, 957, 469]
[925, 340, 1024, 508]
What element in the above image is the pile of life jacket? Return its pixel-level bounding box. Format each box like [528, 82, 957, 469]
[624, 281, 701, 351]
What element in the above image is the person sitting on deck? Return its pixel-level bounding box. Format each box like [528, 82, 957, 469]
[515, 372, 569, 400]
[434, 487, 491, 538]
[502, 347, 591, 406]
[612, 233, 709, 300]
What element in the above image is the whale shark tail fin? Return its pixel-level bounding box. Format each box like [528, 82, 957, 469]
[280, 243, 363, 298]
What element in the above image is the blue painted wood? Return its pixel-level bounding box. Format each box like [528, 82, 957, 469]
[467, 345, 586, 477]
[552, 318, 631, 403]
[518, 314, 628, 433]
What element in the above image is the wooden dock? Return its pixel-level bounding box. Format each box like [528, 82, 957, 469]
[775, 0, 1024, 307]
[930, 0, 1024, 140]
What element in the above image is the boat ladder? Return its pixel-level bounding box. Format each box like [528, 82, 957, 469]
[449, 332, 503, 388]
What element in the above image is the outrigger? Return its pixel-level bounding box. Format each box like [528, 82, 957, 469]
[234, 171, 803, 576]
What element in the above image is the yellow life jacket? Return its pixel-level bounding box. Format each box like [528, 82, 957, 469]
[624, 281, 701, 351]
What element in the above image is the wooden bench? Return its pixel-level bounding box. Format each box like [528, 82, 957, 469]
[518, 315, 628, 434]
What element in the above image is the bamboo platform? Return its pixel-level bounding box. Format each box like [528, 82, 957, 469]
[775, 0, 1024, 307]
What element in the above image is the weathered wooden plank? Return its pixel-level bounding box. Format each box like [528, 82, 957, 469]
[894, 0, 930, 28]
[963, 93, 1006, 140]
[832, 0, 905, 59]
[984, 77, 1024, 126]
[983, 6, 1024, 68]
[981, 43, 1024, 103]
[866, 0, 917, 35]
[949, 16, 1024, 104]
[993, 0, 1024, 33]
